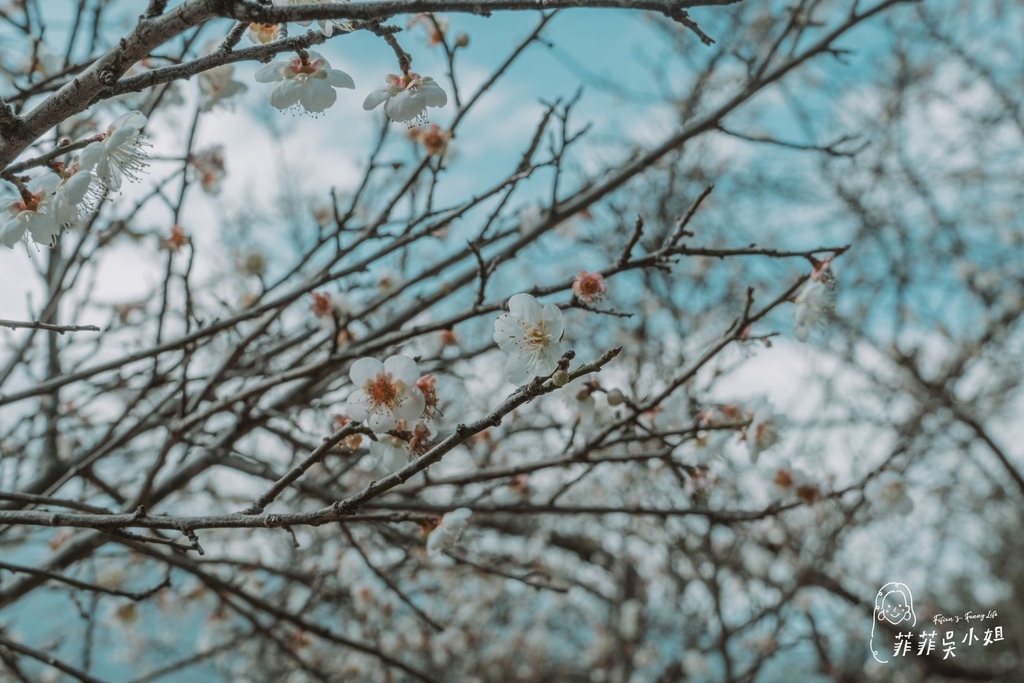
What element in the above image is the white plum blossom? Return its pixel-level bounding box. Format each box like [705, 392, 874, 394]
[47, 171, 96, 233]
[793, 277, 828, 342]
[769, 462, 813, 502]
[1, 174, 59, 248]
[369, 435, 410, 472]
[866, 471, 914, 515]
[198, 64, 247, 111]
[793, 259, 835, 342]
[744, 399, 786, 463]
[363, 73, 447, 126]
[493, 293, 565, 386]
[188, 146, 227, 195]
[1, 171, 94, 248]
[79, 111, 150, 191]
[273, 0, 353, 36]
[255, 51, 355, 115]
[426, 508, 472, 557]
[345, 355, 426, 432]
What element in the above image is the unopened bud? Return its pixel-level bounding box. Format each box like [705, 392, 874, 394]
[57, 136, 72, 146]
[607, 389, 625, 406]
[454, 32, 470, 48]
[551, 369, 570, 387]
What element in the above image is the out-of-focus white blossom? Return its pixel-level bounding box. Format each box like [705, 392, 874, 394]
[493, 293, 565, 386]
[744, 399, 786, 463]
[865, 471, 914, 515]
[770, 464, 822, 505]
[255, 51, 354, 115]
[793, 259, 835, 342]
[793, 277, 828, 342]
[426, 508, 472, 557]
[345, 355, 425, 432]
[79, 111, 150, 191]
[363, 72, 447, 126]
[198, 64, 247, 111]
[369, 435, 410, 472]
[188, 146, 227, 195]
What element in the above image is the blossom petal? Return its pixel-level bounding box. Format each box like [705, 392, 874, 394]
[383, 91, 421, 122]
[28, 174, 60, 194]
[106, 126, 136, 151]
[507, 293, 542, 323]
[363, 88, 388, 111]
[325, 69, 355, 89]
[269, 80, 304, 110]
[111, 110, 147, 131]
[78, 142, 102, 171]
[255, 62, 286, 83]
[420, 81, 448, 107]
[366, 405, 398, 433]
[533, 343, 562, 377]
[0, 218, 26, 248]
[493, 313, 530, 351]
[300, 78, 337, 113]
[396, 388, 426, 422]
[504, 353, 532, 386]
[541, 303, 563, 341]
[380, 442, 408, 471]
[27, 214, 60, 246]
[350, 357, 383, 385]
[383, 355, 420, 384]
[346, 390, 371, 421]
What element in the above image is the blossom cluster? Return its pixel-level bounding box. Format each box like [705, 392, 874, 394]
[2, 111, 150, 249]
[335, 352, 473, 556]
[253, 48, 448, 124]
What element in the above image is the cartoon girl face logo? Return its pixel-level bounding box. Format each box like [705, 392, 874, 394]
[870, 582, 916, 663]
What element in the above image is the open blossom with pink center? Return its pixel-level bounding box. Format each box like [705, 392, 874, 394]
[426, 507, 472, 557]
[493, 293, 565, 386]
[255, 51, 354, 115]
[1, 171, 94, 248]
[346, 355, 426, 432]
[572, 271, 607, 303]
[363, 72, 448, 126]
[2, 174, 59, 248]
